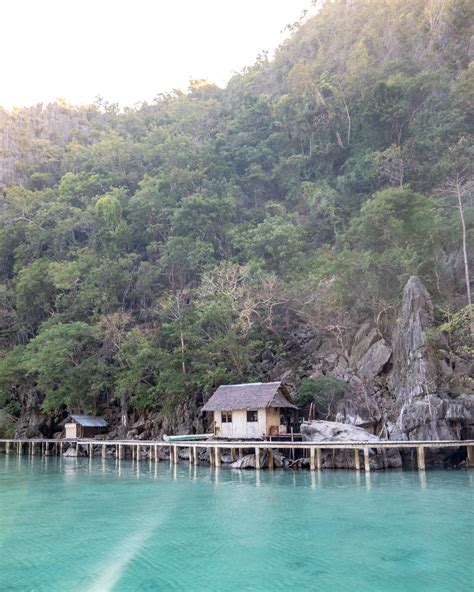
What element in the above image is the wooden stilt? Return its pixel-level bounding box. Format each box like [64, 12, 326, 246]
[255, 447, 261, 470]
[267, 448, 273, 470]
[188, 447, 193, 464]
[364, 448, 370, 472]
[173, 446, 179, 464]
[193, 446, 198, 464]
[60, 441, 63, 455]
[230, 448, 236, 461]
[155, 444, 158, 462]
[417, 446, 425, 471]
[310, 447, 316, 471]
[214, 447, 221, 467]
[102, 443, 106, 459]
[6, 441, 10, 455]
[316, 448, 322, 469]
[17, 442, 21, 456]
[238, 448, 243, 459]
[466, 446, 474, 469]
[354, 449, 361, 471]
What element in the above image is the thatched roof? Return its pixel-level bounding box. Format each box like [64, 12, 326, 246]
[202, 382, 297, 412]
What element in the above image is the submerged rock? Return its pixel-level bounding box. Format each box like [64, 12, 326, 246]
[63, 445, 86, 457]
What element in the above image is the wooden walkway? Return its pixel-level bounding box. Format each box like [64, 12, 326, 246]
[1, 437, 474, 472]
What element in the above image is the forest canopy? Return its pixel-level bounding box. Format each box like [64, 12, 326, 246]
[0, 0, 472, 421]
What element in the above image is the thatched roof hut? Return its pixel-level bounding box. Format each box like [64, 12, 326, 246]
[202, 382, 297, 439]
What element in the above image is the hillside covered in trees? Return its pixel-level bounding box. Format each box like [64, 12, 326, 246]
[0, 0, 472, 439]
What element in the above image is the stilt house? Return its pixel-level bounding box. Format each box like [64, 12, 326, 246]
[202, 382, 298, 439]
[64, 415, 109, 439]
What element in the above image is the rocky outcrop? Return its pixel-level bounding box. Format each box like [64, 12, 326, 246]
[387, 276, 472, 443]
[301, 420, 402, 469]
[268, 275, 472, 463]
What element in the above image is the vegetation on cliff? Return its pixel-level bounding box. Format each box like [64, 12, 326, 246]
[0, 0, 472, 428]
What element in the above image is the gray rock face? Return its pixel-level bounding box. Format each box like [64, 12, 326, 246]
[387, 275, 473, 444]
[389, 276, 436, 405]
[335, 375, 381, 428]
[357, 339, 392, 382]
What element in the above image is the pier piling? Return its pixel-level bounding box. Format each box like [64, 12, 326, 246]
[417, 446, 425, 471]
[255, 447, 261, 470]
[354, 449, 361, 471]
[363, 448, 370, 472]
[310, 447, 316, 471]
[467, 445, 474, 469]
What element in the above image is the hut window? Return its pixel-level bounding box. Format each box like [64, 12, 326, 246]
[247, 410, 258, 422]
[221, 411, 232, 423]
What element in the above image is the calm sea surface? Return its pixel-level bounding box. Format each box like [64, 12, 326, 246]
[0, 456, 472, 592]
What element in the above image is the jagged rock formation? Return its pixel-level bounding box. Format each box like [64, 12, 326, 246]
[388, 276, 472, 442]
[269, 275, 473, 459]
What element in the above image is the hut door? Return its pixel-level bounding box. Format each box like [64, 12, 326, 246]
[246, 410, 259, 439]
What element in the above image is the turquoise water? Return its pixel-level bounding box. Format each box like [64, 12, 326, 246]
[0, 456, 472, 592]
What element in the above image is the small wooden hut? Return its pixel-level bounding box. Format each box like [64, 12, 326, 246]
[64, 415, 109, 439]
[202, 382, 298, 439]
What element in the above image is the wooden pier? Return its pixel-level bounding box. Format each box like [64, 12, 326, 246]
[1, 438, 473, 471]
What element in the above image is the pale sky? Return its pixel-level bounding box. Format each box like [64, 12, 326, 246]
[2, 0, 315, 110]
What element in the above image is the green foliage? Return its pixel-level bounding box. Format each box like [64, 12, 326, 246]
[0, 0, 471, 420]
[295, 377, 348, 415]
[24, 322, 108, 412]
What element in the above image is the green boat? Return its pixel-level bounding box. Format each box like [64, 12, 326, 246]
[163, 434, 213, 442]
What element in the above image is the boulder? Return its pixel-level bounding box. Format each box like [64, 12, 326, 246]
[357, 339, 392, 382]
[301, 420, 402, 469]
[230, 454, 257, 469]
[63, 444, 86, 457]
[301, 420, 380, 443]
